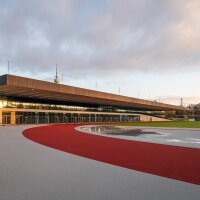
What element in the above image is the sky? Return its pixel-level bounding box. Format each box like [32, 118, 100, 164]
[0, 0, 200, 106]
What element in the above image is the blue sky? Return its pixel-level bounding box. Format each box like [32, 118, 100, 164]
[0, 0, 200, 105]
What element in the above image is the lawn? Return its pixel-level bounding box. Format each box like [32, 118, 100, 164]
[112, 121, 200, 128]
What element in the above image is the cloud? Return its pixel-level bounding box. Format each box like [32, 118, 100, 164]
[0, 0, 200, 79]
[157, 95, 200, 106]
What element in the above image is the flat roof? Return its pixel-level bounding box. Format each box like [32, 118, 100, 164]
[0, 74, 187, 111]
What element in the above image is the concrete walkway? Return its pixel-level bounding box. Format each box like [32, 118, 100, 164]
[0, 126, 199, 200]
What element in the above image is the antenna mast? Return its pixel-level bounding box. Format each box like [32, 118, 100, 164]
[8, 61, 10, 74]
[95, 82, 98, 90]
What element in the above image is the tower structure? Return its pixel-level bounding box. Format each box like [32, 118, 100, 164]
[181, 98, 183, 107]
[54, 64, 60, 84]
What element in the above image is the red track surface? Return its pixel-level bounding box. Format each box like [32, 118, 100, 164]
[23, 124, 200, 185]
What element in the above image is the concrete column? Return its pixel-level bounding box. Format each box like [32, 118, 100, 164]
[11, 111, 16, 125]
[0, 110, 2, 125]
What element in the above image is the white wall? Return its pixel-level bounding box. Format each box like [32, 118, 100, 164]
[139, 114, 171, 122]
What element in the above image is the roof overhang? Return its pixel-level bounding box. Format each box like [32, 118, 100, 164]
[0, 74, 188, 111]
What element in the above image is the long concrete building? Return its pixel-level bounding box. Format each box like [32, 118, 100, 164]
[0, 74, 187, 125]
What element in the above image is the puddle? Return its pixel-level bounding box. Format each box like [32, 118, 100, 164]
[80, 126, 160, 137]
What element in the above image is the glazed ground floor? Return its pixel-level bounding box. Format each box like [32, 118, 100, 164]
[0, 108, 141, 125]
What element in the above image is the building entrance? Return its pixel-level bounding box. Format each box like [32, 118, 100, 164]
[2, 114, 11, 124]
[16, 115, 24, 124]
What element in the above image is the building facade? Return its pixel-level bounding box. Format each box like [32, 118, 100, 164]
[0, 74, 187, 125]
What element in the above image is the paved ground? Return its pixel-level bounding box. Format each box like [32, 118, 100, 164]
[0, 125, 200, 200]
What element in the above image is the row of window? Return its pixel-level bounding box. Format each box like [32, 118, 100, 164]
[0, 99, 135, 113]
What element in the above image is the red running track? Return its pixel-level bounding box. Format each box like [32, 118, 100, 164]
[23, 124, 200, 185]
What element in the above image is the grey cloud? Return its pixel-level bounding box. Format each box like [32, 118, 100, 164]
[0, 0, 200, 79]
